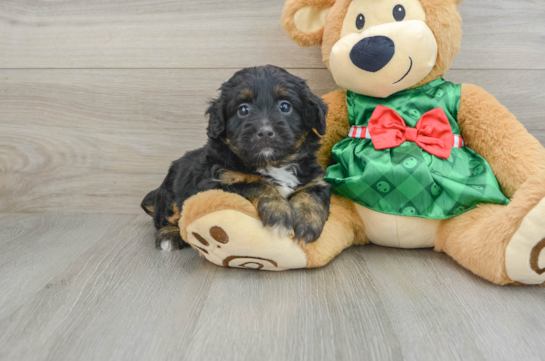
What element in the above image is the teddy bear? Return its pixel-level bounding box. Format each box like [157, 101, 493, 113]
[177, 0, 545, 285]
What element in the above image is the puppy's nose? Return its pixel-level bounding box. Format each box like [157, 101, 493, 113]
[350, 36, 395, 72]
[257, 126, 275, 140]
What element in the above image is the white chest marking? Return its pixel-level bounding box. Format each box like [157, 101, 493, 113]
[258, 164, 300, 198]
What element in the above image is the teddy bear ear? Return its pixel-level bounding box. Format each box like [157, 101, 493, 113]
[453, 0, 463, 4]
[281, 0, 336, 47]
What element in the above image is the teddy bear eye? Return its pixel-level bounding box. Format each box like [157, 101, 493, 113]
[393, 5, 406, 21]
[355, 14, 365, 30]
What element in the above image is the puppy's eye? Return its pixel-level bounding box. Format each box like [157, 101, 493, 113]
[238, 104, 250, 117]
[356, 14, 365, 30]
[279, 101, 292, 113]
[393, 5, 406, 21]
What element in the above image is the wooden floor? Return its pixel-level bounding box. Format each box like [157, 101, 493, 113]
[1, 214, 545, 361]
[1, 0, 545, 360]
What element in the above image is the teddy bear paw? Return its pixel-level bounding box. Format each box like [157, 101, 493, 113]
[185, 209, 308, 271]
[505, 198, 545, 285]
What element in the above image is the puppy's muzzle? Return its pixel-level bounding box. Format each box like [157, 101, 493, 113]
[257, 126, 275, 140]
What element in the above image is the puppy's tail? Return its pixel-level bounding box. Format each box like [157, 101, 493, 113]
[141, 189, 159, 216]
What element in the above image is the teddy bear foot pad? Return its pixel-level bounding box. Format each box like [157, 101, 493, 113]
[505, 198, 545, 285]
[185, 209, 308, 271]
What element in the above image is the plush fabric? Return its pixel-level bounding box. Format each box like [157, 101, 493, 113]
[329, 19, 438, 97]
[178, 0, 545, 285]
[436, 171, 545, 284]
[281, 0, 337, 47]
[186, 209, 308, 271]
[316, 89, 350, 168]
[355, 204, 440, 248]
[415, 0, 462, 87]
[301, 195, 367, 267]
[506, 198, 545, 284]
[294, 6, 331, 34]
[458, 84, 545, 198]
[179, 189, 260, 242]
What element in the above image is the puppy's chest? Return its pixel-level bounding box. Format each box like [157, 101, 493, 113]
[258, 164, 300, 198]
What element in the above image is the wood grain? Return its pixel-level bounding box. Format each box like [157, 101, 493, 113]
[0, 214, 219, 361]
[1, 213, 544, 361]
[1, 69, 544, 215]
[360, 246, 545, 361]
[184, 249, 403, 361]
[0, 213, 133, 320]
[455, 0, 545, 70]
[0, 0, 544, 69]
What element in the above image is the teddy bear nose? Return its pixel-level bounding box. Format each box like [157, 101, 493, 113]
[349, 36, 395, 72]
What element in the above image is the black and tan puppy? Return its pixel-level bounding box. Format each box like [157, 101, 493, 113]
[141, 65, 330, 251]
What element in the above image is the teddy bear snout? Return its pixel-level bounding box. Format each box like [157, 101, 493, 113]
[349, 36, 395, 73]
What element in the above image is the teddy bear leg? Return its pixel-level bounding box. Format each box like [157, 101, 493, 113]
[179, 191, 365, 271]
[435, 173, 545, 285]
[301, 196, 368, 268]
[179, 189, 307, 271]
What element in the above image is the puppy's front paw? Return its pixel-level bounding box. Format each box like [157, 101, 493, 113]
[293, 215, 326, 244]
[257, 198, 294, 234]
[292, 202, 328, 243]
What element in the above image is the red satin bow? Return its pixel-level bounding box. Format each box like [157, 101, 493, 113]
[368, 105, 454, 159]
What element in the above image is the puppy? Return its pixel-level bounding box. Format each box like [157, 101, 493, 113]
[141, 65, 331, 251]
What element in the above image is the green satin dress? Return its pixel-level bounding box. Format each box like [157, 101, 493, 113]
[324, 78, 509, 219]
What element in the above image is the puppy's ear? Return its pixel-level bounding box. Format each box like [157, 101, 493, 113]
[205, 98, 226, 139]
[303, 89, 328, 136]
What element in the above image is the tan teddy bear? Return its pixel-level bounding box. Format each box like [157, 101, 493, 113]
[178, 0, 545, 285]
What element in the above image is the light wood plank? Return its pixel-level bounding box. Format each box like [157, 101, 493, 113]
[0, 214, 220, 361]
[1, 69, 543, 214]
[0, 0, 543, 70]
[0, 0, 323, 69]
[184, 250, 402, 361]
[0, 213, 132, 320]
[454, 0, 545, 70]
[360, 246, 545, 361]
[1, 214, 544, 361]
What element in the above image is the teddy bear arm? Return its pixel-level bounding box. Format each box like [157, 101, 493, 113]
[458, 84, 545, 198]
[317, 89, 350, 169]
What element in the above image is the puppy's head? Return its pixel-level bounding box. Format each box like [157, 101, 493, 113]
[206, 65, 327, 168]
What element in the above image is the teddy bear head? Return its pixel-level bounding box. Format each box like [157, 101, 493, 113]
[282, 0, 463, 98]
